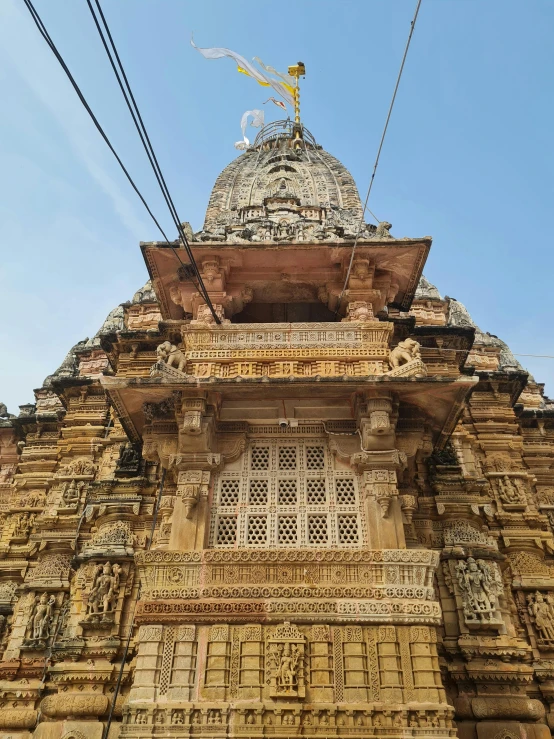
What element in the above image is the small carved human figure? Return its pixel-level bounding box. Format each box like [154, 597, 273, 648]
[62, 479, 83, 504]
[86, 562, 121, 620]
[497, 476, 525, 505]
[528, 591, 554, 641]
[172, 710, 184, 725]
[389, 338, 421, 368]
[135, 711, 147, 724]
[156, 341, 186, 372]
[276, 643, 299, 690]
[119, 443, 139, 467]
[116, 443, 140, 474]
[13, 512, 32, 538]
[26, 593, 55, 641]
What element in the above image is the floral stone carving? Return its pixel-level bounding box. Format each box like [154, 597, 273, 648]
[266, 621, 306, 698]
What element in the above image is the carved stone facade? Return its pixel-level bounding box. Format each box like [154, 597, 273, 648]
[1, 121, 553, 739]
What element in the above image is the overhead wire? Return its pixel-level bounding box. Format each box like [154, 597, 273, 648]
[334, 0, 423, 318]
[86, 0, 219, 323]
[21, 0, 219, 323]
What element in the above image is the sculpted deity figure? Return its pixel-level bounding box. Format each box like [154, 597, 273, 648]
[528, 592, 554, 641]
[13, 512, 32, 538]
[25, 593, 55, 641]
[497, 476, 526, 505]
[456, 557, 499, 622]
[86, 562, 121, 620]
[277, 643, 299, 688]
[62, 479, 83, 504]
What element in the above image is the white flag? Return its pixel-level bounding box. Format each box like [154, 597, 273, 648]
[234, 109, 265, 150]
[191, 38, 294, 107]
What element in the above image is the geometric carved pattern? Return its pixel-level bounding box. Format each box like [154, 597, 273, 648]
[216, 516, 237, 546]
[219, 479, 240, 506]
[278, 446, 297, 470]
[278, 479, 298, 506]
[306, 446, 325, 470]
[308, 515, 329, 544]
[307, 478, 326, 505]
[211, 438, 363, 548]
[251, 447, 270, 470]
[159, 626, 176, 696]
[249, 480, 268, 506]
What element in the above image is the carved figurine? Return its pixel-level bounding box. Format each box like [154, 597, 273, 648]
[86, 562, 121, 621]
[116, 442, 140, 474]
[497, 476, 525, 505]
[455, 557, 500, 622]
[172, 710, 184, 725]
[528, 592, 554, 641]
[156, 341, 186, 372]
[62, 479, 83, 504]
[389, 338, 421, 369]
[277, 643, 300, 688]
[374, 220, 393, 239]
[13, 512, 33, 538]
[25, 593, 55, 642]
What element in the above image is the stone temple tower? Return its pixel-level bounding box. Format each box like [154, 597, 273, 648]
[1, 119, 554, 739]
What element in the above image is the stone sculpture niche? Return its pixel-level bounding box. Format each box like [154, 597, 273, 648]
[266, 622, 306, 699]
[24, 593, 56, 647]
[83, 561, 121, 625]
[455, 557, 503, 626]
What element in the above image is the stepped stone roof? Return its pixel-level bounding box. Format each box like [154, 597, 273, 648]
[42, 280, 154, 388]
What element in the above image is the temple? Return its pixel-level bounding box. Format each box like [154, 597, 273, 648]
[1, 119, 553, 739]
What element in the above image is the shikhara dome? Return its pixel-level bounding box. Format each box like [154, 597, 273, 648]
[198, 120, 374, 243]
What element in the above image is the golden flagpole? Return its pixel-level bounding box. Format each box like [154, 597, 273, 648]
[287, 62, 306, 127]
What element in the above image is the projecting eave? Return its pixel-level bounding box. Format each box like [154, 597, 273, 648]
[101, 372, 475, 451]
[140, 237, 431, 321]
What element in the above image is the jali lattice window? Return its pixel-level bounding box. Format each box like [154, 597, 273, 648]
[211, 438, 363, 547]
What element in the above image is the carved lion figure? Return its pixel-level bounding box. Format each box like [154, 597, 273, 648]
[156, 341, 186, 372]
[374, 221, 393, 239]
[389, 338, 421, 368]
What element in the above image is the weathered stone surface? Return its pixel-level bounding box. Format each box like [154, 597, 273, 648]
[1, 119, 553, 739]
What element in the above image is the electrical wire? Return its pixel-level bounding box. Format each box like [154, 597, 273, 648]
[22, 0, 219, 323]
[86, 0, 220, 323]
[22, 0, 171, 243]
[334, 0, 423, 318]
[101, 467, 167, 739]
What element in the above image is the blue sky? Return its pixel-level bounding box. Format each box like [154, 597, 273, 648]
[1, 0, 553, 412]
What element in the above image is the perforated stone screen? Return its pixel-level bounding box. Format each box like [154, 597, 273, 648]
[211, 438, 364, 548]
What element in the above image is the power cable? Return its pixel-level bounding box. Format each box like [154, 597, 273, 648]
[22, 0, 171, 243]
[101, 467, 167, 739]
[86, 0, 220, 323]
[21, 0, 219, 323]
[334, 0, 423, 318]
